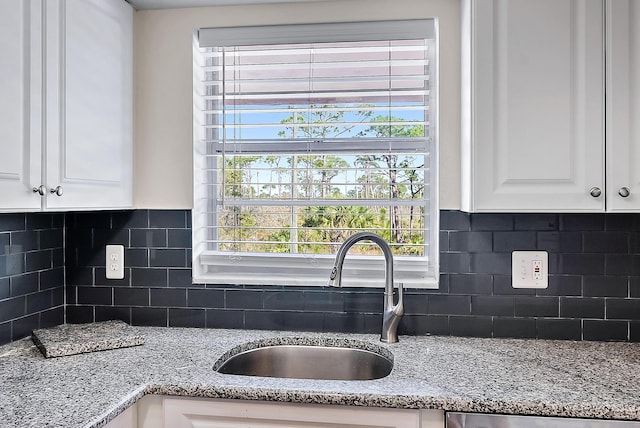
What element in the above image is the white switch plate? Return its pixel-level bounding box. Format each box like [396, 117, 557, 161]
[106, 245, 125, 280]
[512, 251, 548, 289]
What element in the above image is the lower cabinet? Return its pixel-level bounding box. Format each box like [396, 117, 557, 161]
[110, 396, 444, 428]
[103, 402, 137, 428]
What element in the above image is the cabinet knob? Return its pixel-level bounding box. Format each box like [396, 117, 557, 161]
[619, 187, 631, 198]
[50, 186, 63, 197]
[589, 187, 602, 198]
[32, 185, 46, 196]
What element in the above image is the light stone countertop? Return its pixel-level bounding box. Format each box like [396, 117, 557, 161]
[1, 326, 640, 427]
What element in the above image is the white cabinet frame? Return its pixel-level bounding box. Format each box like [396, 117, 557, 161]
[44, 0, 133, 211]
[462, 0, 606, 212]
[606, 0, 640, 211]
[0, 0, 43, 211]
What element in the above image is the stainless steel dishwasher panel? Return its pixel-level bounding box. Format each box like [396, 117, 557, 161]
[447, 413, 640, 428]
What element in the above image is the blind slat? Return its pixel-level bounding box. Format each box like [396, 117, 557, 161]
[203, 140, 430, 154]
[201, 105, 429, 114]
[202, 44, 429, 59]
[213, 200, 428, 207]
[203, 121, 426, 130]
[202, 89, 429, 101]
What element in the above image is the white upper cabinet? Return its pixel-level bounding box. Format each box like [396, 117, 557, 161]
[462, 0, 606, 212]
[45, 0, 133, 210]
[0, 1, 42, 211]
[0, 0, 132, 212]
[606, 0, 640, 211]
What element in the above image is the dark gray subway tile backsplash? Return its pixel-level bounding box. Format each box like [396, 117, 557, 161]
[5, 209, 640, 344]
[0, 213, 65, 345]
[61, 209, 640, 342]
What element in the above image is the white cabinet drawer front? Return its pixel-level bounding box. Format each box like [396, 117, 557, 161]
[164, 398, 436, 428]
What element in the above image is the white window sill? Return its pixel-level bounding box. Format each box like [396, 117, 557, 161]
[194, 252, 439, 289]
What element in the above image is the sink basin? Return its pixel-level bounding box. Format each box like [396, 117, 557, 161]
[214, 343, 393, 381]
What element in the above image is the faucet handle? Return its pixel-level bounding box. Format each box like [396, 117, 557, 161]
[327, 265, 340, 287]
[394, 282, 404, 316]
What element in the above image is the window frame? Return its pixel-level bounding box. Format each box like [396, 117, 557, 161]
[192, 20, 439, 289]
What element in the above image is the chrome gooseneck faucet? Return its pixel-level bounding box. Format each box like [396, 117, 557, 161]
[327, 232, 404, 343]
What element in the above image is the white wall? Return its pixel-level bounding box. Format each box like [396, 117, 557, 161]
[133, 0, 461, 209]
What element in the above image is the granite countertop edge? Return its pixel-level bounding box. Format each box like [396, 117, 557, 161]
[93, 384, 640, 427]
[87, 386, 148, 428]
[3, 326, 640, 427]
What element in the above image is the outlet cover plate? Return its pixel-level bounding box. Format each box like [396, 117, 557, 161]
[512, 251, 548, 289]
[106, 245, 125, 280]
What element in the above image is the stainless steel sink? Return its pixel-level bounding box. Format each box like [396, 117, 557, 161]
[214, 344, 393, 381]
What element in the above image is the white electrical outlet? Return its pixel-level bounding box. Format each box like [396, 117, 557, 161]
[512, 251, 548, 289]
[106, 245, 125, 280]
[532, 260, 543, 280]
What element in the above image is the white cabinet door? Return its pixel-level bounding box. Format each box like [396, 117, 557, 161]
[104, 404, 137, 428]
[44, 0, 132, 210]
[462, 0, 605, 212]
[606, 0, 640, 211]
[163, 398, 443, 428]
[0, 0, 43, 211]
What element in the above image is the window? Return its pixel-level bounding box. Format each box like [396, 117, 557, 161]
[193, 20, 438, 288]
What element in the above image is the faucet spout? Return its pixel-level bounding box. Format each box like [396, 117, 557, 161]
[327, 232, 404, 343]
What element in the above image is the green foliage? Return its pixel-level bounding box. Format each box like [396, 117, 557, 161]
[267, 228, 291, 253]
[218, 106, 427, 256]
[223, 155, 262, 198]
[358, 115, 425, 138]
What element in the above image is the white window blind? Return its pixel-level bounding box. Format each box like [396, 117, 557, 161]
[193, 20, 438, 288]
